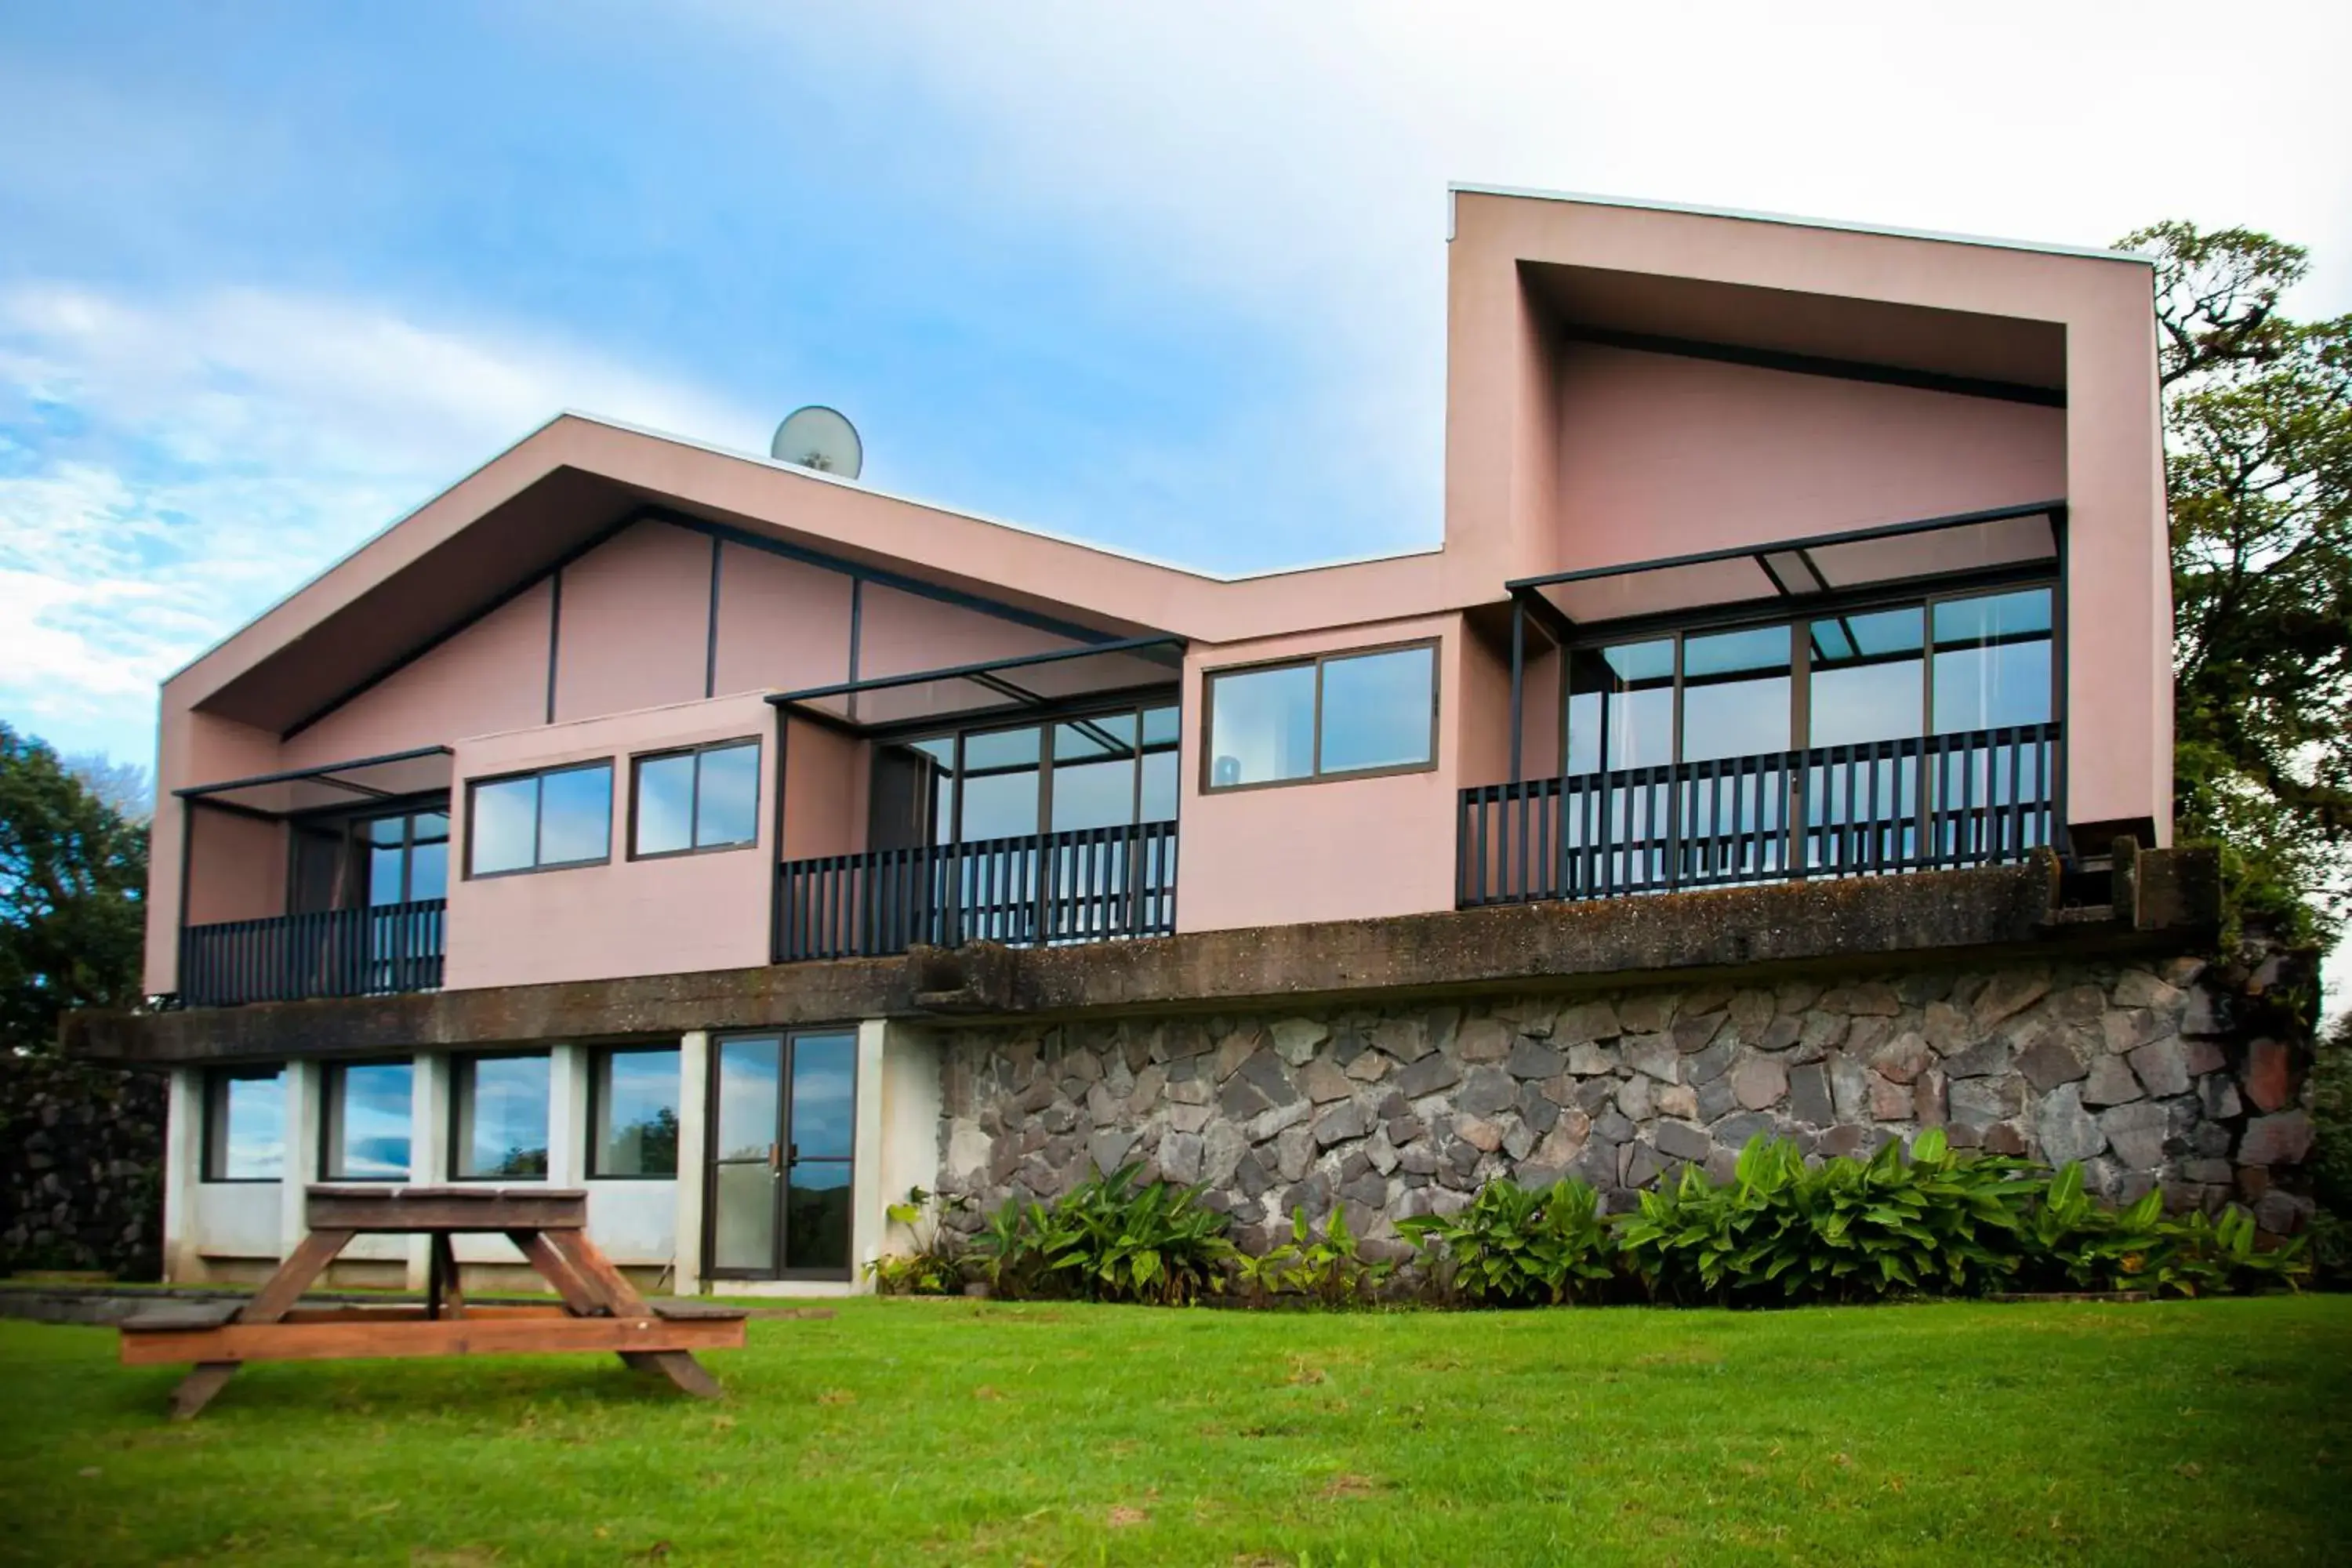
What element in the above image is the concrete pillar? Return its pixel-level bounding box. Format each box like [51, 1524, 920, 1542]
[408, 1052, 451, 1289]
[875, 1024, 944, 1260]
[547, 1044, 586, 1188]
[278, 1058, 321, 1260]
[673, 1030, 710, 1294]
[851, 1020, 889, 1288]
[161, 1067, 201, 1283]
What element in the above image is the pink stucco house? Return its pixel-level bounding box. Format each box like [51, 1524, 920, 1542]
[76, 187, 2275, 1294]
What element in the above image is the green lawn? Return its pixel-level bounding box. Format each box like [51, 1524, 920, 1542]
[2, 1296, 2347, 1566]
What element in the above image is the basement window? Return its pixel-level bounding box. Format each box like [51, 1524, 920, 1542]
[201, 1065, 286, 1182]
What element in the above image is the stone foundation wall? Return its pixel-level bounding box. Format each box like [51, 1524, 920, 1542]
[931, 955, 2318, 1257]
[0, 1055, 165, 1279]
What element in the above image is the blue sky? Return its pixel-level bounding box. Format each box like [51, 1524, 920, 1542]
[5, 0, 2349, 772]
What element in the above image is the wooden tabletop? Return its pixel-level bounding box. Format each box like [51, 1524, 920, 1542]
[305, 1184, 589, 1232]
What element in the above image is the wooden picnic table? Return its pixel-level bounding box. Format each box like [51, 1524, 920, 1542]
[119, 1185, 746, 1420]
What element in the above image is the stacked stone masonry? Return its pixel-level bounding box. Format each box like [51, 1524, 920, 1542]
[933, 957, 2316, 1258]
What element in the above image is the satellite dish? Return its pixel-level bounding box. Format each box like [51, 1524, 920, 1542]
[770, 405, 863, 479]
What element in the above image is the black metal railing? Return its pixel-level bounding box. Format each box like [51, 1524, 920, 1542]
[179, 899, 447, 1008]
[777, 822, 1178, 961]
[1458, 723, 2060, 908]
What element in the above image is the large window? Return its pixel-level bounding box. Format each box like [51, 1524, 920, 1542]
[1564, 586, 2053, 774]
[1205, 642, 1438, 789]
[632, 740, 760, 858]
[466, 762, 612, 877]
[869, 702, 1179, 846]
[452, 1051, 551, 1179]
[321, 1059, 414, 1181]
[590, 1046, 681, 1178]
[364, 810, 450, 904]
[202, 1065, 286, 1182]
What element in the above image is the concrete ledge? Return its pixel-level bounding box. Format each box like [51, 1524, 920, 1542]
[64, 849, 2220, 1065]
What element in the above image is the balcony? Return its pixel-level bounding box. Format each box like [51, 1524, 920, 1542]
[776, 821, 1178, 961]
[1458, 722, 2059, 907]
[179, 900, 448, 1008]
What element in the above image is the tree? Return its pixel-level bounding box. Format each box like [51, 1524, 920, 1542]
[0, 723, 149, 1053]
[2125, 220, 2352, 943]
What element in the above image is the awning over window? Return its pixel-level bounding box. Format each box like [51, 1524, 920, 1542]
[770, 635, 1185, 732]
[176, 746, 455, 818]
[1512, 501, 2061, 630]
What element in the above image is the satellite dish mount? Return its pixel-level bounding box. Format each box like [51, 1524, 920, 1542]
[770, 405, 863, 480]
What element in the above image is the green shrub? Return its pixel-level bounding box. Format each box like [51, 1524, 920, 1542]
[1614, 1131, 2033, 1305]
[1396, 1177, 1617, 1306]
[2150, 1205, 2307, 1297]
[1237, 1204, 1396, 1307]
[971, 1162, 1235, 1305]
[862, 1185, 971, 1296]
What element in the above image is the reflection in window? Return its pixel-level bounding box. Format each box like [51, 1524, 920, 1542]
[1051, 713, 1138, 832]
[1932, 589, 2053, 733]
[591, 1047, 681, 1177]
[1207, 645, 1436, 788]
[468, 763, 612, 874]
[323, 1059, 414, 1181]
[1809, 608, 1926, 747]
[1680, 626, 1791, 762]
[633, 741, 760, 856]
[1565, 640, 1674, 774]
[453, 1053, 550, 1179]
[365, 811, 450, 905]
[1207, 662, 1316, 786]
[204, 1066, 286, 1181]
[1319, 646, 1437, 774]
[958, 725, 1042, 841]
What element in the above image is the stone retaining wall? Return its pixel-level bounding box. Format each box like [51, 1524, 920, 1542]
[0, 1055, 165, 1279]
[931, 955, 2317, 1257]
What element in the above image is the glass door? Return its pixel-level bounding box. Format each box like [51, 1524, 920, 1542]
[706, 1030, 858, 1281]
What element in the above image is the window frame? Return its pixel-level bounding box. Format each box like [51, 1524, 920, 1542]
[447, 1048, 556, 1182]
[586, 1043, 684, 1181]
[1199, 637, 1443, 795]
[626, 737, 763, 862]
[462, 759, 615, 880]
[201, 1064, 287, 1184]
[318, 1056, 417, 1184]
[872, 695, 1181, 845]
[1556, 578, 2060, 777]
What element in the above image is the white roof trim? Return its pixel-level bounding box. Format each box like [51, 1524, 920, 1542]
[1446, 183, 2157, 267]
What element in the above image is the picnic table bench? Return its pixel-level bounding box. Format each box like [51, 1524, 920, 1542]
[119, 1185, 746, 1419]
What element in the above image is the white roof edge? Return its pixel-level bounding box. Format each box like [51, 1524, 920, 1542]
[1446, 183, 2158, 267]
[165, 410, 1445, 687]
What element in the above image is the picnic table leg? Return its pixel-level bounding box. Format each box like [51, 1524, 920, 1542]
[541, 1229, 723, 1399]
[166, 1227, 355, 1421]
[426, 1234, 466, 1319]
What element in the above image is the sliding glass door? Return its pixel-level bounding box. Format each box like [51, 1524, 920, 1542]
[706, 1030, 858, 1282]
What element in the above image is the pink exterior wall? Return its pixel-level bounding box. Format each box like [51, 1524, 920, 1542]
[854, 583, 1080, 682]
[1176, 614, 1467, 934]
[182, 808, 285, 926]
[143, 711, 281, 994]
[551, 520, 710, 723]
[779, 717, 866, 862]
[710, 543, 855, 697]
[1553, 345, 2066, 569]
[279, 579, 553, 770]
[442, 694, 778, 991]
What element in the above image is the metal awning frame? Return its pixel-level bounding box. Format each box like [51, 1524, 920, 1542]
[175, 745, 456, 822]
[766, 633, 1187, 737]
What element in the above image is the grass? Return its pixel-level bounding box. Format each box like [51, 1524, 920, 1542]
[2, 1296, 2348, 1566]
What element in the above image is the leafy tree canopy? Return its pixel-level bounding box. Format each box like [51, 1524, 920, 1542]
[0, 722, 148, 1052]
[2125, 220, 2352, 944]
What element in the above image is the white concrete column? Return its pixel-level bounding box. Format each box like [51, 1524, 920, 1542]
[547, 1044, 587, 1188]
[673, 1031, 710, 1294]
[408, 1052, 451, 1288]
[851, 1019, 889, 1289]
[278, 1059, 321, 1259]
[876, 1024, 944, 1259]
[161, 1067, 201, 1283]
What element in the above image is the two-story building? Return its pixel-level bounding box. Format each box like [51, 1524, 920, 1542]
[69, 187, 2315, 1294]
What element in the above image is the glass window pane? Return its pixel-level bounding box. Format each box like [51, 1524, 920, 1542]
[328, 1061, 412, 1181]
[1810, 608, 1925, 748]
[1140, 750, 1178, 822]
[1681, 626, 1791, 762]
[958, 767, 1040, 840]
[1602, 641, 1676, 684]
[713, 1163, 776, 1272]
[1566, 641, 1673, 773]
[593, 1048, 681, 1178]
[209, 1069, 285, 1181]
[1141, 705, 1180, 747]
[414, 811, 450, 844]
[365, 816, 407, 847]
[407, 840, 448, 903]
[537, 764, 612, 866]
[715, 1037, 781, 1161]
[456, 1054, 550, 1179]
[786, 1161, 851, 1273]
[1933, 590, 2053, 733]
[789, 1033, 857, 1160]
[1054, 713, 1134, 762]
[1052, 755, 1137, 831]
[368, 844, 406, 906]
[694, 743, 760, 848]
[1207, 664, 1315, 786]
[470, 777, 538, 875]
[962, 726, 1041, 770]
[634, 754, 695, 856]
[1319, 647, 1436, 774]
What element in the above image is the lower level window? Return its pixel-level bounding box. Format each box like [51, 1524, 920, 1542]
[453, 1051, 551, 1179]
[590, 1046, 681, 1177]
[322, 1059, 415, 1181]
[202, 1065, 286, 1181]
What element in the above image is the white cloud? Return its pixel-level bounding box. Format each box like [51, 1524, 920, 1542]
[0, 283, 762, 760]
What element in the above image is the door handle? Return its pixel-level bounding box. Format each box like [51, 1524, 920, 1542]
[768, 1142, 782, 1178]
